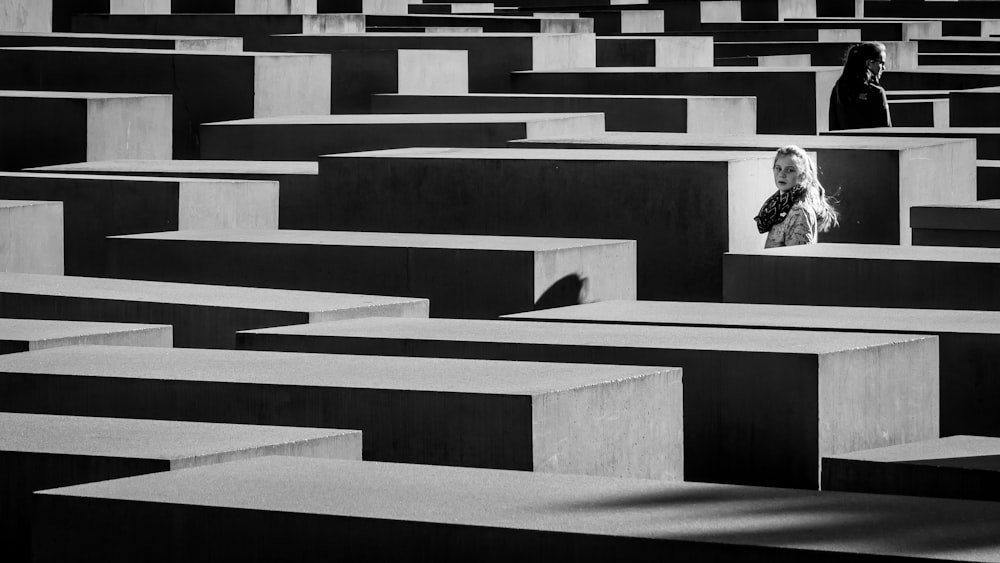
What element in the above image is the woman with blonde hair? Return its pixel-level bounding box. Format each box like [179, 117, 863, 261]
[754, 145, 838, 248]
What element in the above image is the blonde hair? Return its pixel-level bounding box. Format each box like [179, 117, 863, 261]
[774, 145, 839, 232]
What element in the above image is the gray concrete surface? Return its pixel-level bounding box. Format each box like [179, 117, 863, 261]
[0, 318, 171, 353]
[911, 200, 1000, 248]
[0, 200, 63, 275]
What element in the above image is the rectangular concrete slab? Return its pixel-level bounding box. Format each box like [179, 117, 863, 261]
[0, 46, 331, 158]
[826, 127, 1000, 160]
[106, 229, 637, 319]
[514, 132, 977, 246]
[250, 32, 596, 93]
[822, 436, 1000, 502]
[950, 86, 1000, 127]
[0, 31, 243, 51]
[0, 273, 428, 348]
[596, 36, 714, 67]
[0, 172, 279, 276]
[0, 199, 62, 274]
[1, 413, 360, 563]
[506, 300, 1000, 437]
[724, 243, 1000, 311]
[33, 456, 1000, 561]
[316, 147, 777, 301]
[979, 160, 1000, 200]
[238, 316, 939, 489]
[29, 159, 322, 229]
[199, 113, 606, 160]
[511, 66, 842, 134]
[911, 200, 1000, 248]
[371, 93, 757, 135]
[0, 345, 683, 480]
[71, 13, 366, 36]
[0, 91, 171, 171]
[0, 318, 171, 354]
[362, 13, 595, 33]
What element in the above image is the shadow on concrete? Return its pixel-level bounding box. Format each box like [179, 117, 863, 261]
[534, 274, 588, 311]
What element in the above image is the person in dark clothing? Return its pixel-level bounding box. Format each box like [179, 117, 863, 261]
[829, 42, 891, 130]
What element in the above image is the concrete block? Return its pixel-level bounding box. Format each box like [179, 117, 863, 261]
[315, 147, 776, 301]
[0, 200, 62, 274]
[0, 273, 428, 348]
[1, 413, 360, 563]
[700, 1, 740, 23]
[200, 114, 606, 160]
[868, 0, 1000, 18]
[32, 456, 1000, 562]
[0, 31, 243, 51]
[596, 36, 714, 67]
[699, 19, 924, 41]
[0, 0, 51, 32]
[0, 345, 683, 480]
[822, 436, 1000, 502]
[107, 229, 637, 318]
[32, 159, 322, 230]
[828, 127, 1000, 160]
[888, 99, 949, 128]
[251, 32, 595, 93]
[110, 0, 170, 14]
[507, 300, 1000, 437]
[364, 13, 594, 33]
[371, 93, 756, 135]
[71, 13, 366, 36]
[880, 69, 1000, 95]
[0, 47, 331, 159]
[0, 318, 171, 354]
[950, 86, 1000, 127]
[0, 91, 171, 171]
[238, 317, 939, 489]
[911, 200, 1000, 248]
[724, 243, 1000, 311]
[0, 172, 279, 276]
[515, 133, 977, 246]
[575, 9, 664, 34]
[512, 66, 842, 135]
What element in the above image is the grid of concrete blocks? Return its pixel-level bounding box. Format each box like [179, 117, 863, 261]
[2, 0, 1000, 560]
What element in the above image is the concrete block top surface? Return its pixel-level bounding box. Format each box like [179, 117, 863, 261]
[243, 317, 932, 355]
[734, 243, 1000, 263]
[0, 412, 355, 460]
[0, 273, 428, 313]
[0, 345, 676, 394]
[0, 199, 55, 209]
[826, 436, 1000, 471]
[0, 32, 241, 41]
[505, 301, 1000, 336]
[513, 66, 840, 74]
[384, 93, 753, 101]
[516, 131, 971, 151]
[326, 147, 774, 162]
[832, 127, 1000, 135]
[37, 456, 1000, 561]
[0, 46, 320, 58]
[916, 200, 1000, 211]
[111, 229, 634, 252]
[32, 160, 319, 176]
[0, 90, 167, 100]
[0, 318, 169, 342]
[0, 171, 278, 187]
[285, 32, 587, 38]
[205, 113, 604, 126]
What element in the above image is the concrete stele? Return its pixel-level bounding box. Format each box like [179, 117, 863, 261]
[0, 200, 62, 275]
[0, 318, 171, 353]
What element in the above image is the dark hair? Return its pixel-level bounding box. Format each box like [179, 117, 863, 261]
[837, 41, 886, 85]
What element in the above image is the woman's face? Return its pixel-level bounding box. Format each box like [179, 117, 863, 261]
[866, 49, 887, 81]
[773, 155, 804, 192]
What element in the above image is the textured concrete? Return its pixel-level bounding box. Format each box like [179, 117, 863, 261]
[0, 0, 51, 32]
[515, 132, 976, 246]
[724, 243, 1000, 311]
[316, 147, 776, 301]
[107, 229, 637, 319]
[238, 317, 939, 489]
[372, 93, 756, 135]
[823, 436, 1000, 502]
[0, 31, 243, 51]
[0, 47, 331, 159]
[32, 159, 322, 229]
[507, 300, 1000, 437]
[71, 13, 365, 36]
[201, 113, 606, 160]
[251, 33, 596, 93]
[0, 172, 279, 276]
[912, 200, 1000, 248]
[596, 36, 713, 67]
[1, 413, 360, 563]
[34, 456, 1000, 561]
[512, 66, 842, 135]
[0, 91, 171, 171]
[0, 345, 683, 480]
[0, 200, 62, 275]
[0, 318, 171, 354]
[0, 273, 428, 348]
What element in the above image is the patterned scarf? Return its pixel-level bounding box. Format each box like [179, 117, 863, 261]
[754, 185, 805, 234]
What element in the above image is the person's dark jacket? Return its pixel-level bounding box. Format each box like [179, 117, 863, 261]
[829, 79, 892, 131]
